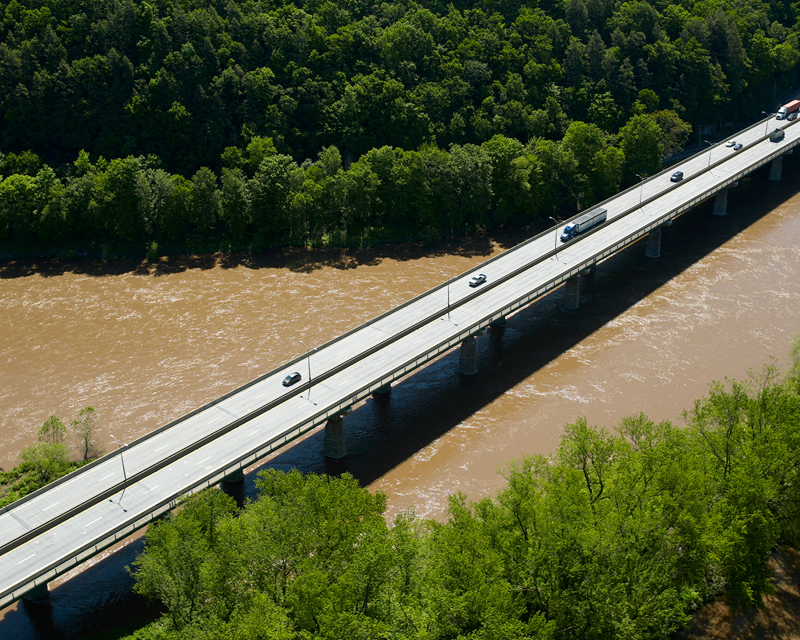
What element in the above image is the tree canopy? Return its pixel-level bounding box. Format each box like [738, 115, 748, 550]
[0, 0, 797, 256]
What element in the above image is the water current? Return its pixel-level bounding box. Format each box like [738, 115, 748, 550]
[1, 158, 799, 638]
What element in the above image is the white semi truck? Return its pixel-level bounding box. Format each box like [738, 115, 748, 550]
[560, 207, 607, 242]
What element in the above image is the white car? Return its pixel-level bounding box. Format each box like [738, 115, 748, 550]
[726, 140, 736, 147]
[469, 274, 487, 287]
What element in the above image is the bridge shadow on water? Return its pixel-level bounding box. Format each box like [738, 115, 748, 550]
[251, 160, 800, 489]
[2, 159, 798, 640]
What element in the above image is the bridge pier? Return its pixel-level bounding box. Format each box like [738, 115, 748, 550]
[713, 189, 728, 216]
[581, 263, 596, 275]
[23, 583, 49, 602]
[459, 335, 478, 375]
[769, 156, 783, 181]
[561, 276, 580, 311]
[661, 218, 673, 226]
[222, 468, 244, 483]
[220, 468, 246, 506]
[489, 316, 506, 337]
[372, 383, 391, 396]
[323, 415, 347, 459]
[645, 227, 661, 258]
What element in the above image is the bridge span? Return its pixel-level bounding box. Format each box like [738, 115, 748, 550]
[1, 114, 798, 607]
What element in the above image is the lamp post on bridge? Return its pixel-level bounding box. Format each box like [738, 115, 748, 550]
[704, 140, 713, 168]
[439, 270, 451, 321]
[762, 111, 771, 136]
[109, 434, 127, 483]
[298, 340, 316, 399]
[636, 173, 644, 206]
[548, 216, 559, 255]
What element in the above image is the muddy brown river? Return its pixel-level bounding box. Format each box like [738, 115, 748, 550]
[1, 159, 799, 638]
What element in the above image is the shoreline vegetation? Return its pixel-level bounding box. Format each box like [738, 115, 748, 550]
[0, 407, 100, 509]
[2, 0, 799, 261]
[90, 339, 800, 640]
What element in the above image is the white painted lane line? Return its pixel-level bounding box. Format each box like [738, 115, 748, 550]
[98, 473, 114, 482]
[198, 457, 211, 464]
[249, 429, 260, 436]
[42, 502, 61, 511]
[255, 391, 270, 399]
[155, 444, 170, 452]
[142, 486, 159, 494]
[86, 517, 102, 527]
[209, 416, 224, 424]
[18, 553, 36, 565]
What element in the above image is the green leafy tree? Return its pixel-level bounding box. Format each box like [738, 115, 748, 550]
[71, 406, 99, 460]
[131, 489, 238, 630]
[619, 113, 663, 181]
[38, 414, 67, 445]
[19, 441, 69, 482]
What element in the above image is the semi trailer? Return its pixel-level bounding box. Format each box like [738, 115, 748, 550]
[560, 207, 608, 242]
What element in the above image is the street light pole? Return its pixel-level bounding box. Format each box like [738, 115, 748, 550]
[704, 140, 713, 168]
[439, 270, 451, 321]
[109, 434, 127, 483]
[635, 173, 644, 205]
[298, 339, 314, 386]
[548, 216, 559, 254]
[762, 111, 770, 136]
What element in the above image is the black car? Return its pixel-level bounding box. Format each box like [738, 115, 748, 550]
[733, 143, 743, 150]
[670, 171, 684, 182]
[469, 274, 487, 287]
[282, 372, 302, 387]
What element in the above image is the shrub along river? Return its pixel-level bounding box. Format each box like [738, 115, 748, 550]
[1, 157, 799, 638]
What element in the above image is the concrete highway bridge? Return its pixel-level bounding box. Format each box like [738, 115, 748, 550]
[1, 114, 798, 608]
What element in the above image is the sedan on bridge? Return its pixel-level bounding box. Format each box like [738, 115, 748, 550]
[726, 140, 736, 147]
[282, 372, 302, 387]
[469, 274, 487, 287]
[733, 143, 743, 150]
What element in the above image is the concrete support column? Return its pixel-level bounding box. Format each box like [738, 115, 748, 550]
[24, 583, 49, 602]
[372, 384, 391, 396]
[712, 189, 728, 216]
[661, 218, 673, 227]
[323, 415, 347, 459]
[223, 468, 244, 483]
[581, 263, 596, 275]
[561, 276, 580, 311]
[645, 227, 661, 258]
[459, 335, 478, 375]
[489, 316, 506, 337]
[769, 156, 783, 181]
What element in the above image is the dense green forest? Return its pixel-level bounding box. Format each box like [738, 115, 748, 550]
[0, 0, 798, 255]
[121, 344, 800, 640]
